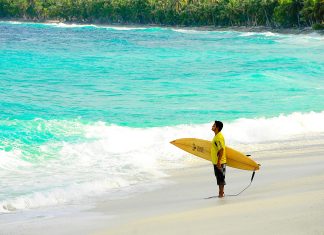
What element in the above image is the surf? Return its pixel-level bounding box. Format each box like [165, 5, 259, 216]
[1, 111, 324, 212]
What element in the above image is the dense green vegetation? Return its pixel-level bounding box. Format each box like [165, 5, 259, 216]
[0, 0, 323, 28]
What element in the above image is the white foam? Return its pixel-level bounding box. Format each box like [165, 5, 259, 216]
[171, 28, 208, 34]
[49, 23, 147, 30]
[44, 22, 97, 28]
[0, 150, 31, 171]
[1, 21, 150, 31]
[239, 31, 278, 37]
[240, 32, 255, 37]
[261, 32, 277, 37]
[1, 111, 324, 212]
[274, 32, 324, 45]
[224, 111, 324, 144]
[32, 22, 149, 31]
[107, 26, 148, 31]
[0, 177, 131, 212]
[3, 21, 22, 25]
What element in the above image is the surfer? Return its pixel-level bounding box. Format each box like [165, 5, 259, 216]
[211, 120, 226, 198]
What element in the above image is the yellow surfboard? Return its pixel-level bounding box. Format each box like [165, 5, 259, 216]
[170, 138, 260, 171]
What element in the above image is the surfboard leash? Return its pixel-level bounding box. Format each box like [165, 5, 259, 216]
[204, 170, 257, 199]
[225, 170, 256, 197]
[204, 154, 260, 199]
[225, 155, 260, 197]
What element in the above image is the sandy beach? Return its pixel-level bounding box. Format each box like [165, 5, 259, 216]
[2, 136, 323, 235]
[92, 136, 324, 235]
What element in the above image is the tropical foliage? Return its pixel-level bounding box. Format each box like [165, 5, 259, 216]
[0, 0, 323, 28]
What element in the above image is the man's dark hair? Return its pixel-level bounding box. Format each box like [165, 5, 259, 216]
[214, 120, 223, 131]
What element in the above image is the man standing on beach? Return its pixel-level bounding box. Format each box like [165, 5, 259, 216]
[211, 120, 226, 198]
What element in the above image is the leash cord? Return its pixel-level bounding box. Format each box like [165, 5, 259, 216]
[226, 171, 256, 197]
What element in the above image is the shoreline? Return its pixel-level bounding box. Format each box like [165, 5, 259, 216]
[1, 136, 324, 234]
[1, 18, 323, 35]
[95, 136, 324, 235]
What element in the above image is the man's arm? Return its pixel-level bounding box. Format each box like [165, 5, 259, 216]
[217, 148, 224, 169]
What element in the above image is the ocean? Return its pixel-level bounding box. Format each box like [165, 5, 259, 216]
[0, 21, 324, 213]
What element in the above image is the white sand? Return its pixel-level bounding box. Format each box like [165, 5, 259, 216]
[93, 137, 324, 235]
[1, 137, 324, 235]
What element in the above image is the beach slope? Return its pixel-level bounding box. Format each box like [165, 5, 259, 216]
[95, 138, 324, 235]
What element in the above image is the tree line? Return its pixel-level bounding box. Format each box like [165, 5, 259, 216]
[0, 0, 323, 29]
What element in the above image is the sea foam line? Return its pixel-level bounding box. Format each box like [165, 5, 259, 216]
[1, 111, 324, 213]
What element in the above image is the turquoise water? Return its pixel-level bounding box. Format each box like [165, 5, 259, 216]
[0, 21, 324, 212]
[1, 22, 323, 126]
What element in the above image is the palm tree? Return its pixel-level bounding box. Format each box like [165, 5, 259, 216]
[171, 0, 188, 13]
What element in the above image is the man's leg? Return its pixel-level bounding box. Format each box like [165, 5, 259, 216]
[219, 185, 224, 198]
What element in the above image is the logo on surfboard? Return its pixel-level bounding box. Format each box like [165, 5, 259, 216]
[192, 143, 204, 153]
